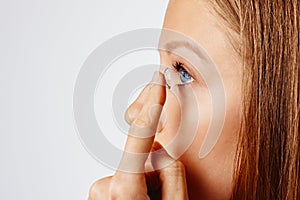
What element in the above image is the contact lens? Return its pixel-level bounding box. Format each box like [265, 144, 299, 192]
[163, 67, 193, 89]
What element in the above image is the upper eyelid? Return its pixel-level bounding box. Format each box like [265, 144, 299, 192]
[164, 53, 204, 85]
[172, 60, 195, 78]
[170, 59, 207, 87]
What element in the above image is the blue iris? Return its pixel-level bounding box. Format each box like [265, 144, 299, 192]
[180, 69, 192, 84]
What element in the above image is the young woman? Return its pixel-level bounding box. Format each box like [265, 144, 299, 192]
[88, 0, 299, 199]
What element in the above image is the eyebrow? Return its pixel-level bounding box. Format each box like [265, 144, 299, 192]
[160, 40, 207, 82]
[161, 40, 206, 60]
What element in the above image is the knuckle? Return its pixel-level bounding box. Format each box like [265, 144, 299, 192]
[171, 160, 185, 169]
[163, 160, 186, 176]
[125, 103, 142, 124]
[89, 177, 111, 199]
[109, 177, 148, 199]
[89, 181, 101, 199]
[132, 104, 162, 128]
[108, 179, 127, 199]
[133, 116, 151, 128]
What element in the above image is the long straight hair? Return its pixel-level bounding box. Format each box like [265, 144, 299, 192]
[210, 1, 299, 199]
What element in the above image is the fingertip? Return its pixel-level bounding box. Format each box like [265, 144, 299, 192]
[150, 71, 166, 87]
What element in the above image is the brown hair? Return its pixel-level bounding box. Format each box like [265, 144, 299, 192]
[210, 1, 299, 199]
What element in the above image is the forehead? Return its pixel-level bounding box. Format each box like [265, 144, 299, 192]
[163, 0, 225, 56]
[161, 0, 240, 74]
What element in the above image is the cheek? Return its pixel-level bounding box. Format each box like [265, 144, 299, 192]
[155, 84, 212, 157]
[217, 85, 242, 147]
[179, 84, 212, 158]
[179, 82, 242, 171]
[194, 85, 212, 140]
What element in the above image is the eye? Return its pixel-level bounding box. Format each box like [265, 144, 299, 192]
[172, 61, 194, 84]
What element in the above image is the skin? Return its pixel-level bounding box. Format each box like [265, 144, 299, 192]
[89, 0, 242, 199]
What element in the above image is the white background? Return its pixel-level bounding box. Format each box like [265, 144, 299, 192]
[0, 0, 168, 199]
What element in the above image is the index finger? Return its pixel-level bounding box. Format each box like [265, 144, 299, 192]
[117, 71, 166, 174]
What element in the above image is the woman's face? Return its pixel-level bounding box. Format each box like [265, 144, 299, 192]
[155, 0, 242, 199]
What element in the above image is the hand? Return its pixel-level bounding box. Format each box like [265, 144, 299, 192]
[88, 73, 189, 200]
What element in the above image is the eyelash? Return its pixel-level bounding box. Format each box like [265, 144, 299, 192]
[168, 61, 195, 85]
[172, 61, 194, 78]
[172, 61, 184, 71]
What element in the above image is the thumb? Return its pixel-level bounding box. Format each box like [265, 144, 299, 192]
[150, 142, 189, 200]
